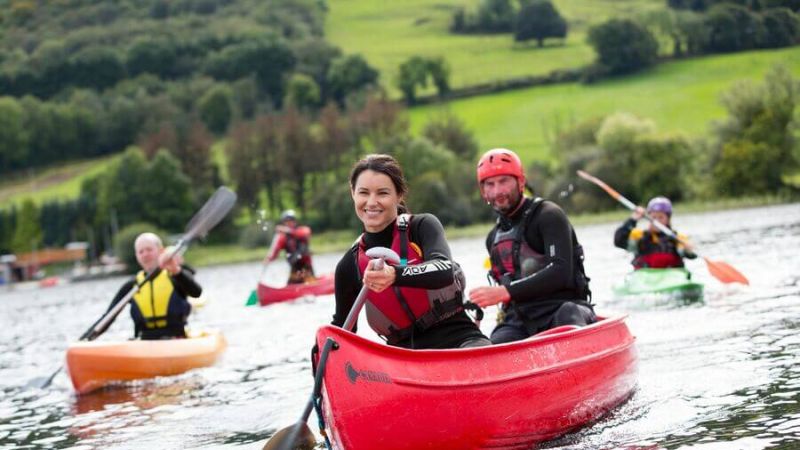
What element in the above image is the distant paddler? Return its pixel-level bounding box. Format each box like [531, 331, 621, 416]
[614, 196, 697, 270]
[264, 210, 317, 285]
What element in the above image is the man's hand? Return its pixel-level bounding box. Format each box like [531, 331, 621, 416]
[468, 286, 511, 308]
[159, 246, 183, 275]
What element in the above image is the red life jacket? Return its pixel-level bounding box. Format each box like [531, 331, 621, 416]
[355, 215, 465, 344]
[632, 230, 684, 269]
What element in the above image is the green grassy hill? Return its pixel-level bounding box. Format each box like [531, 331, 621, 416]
[409, 47, 800, 162]
[326, 0, 663, 94]
[0, 154, 119, 208]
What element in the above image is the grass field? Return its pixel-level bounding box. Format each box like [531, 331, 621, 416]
[409, 47, 800, 162]
[326, 0, 663, 94]
[0, 154, 120, 208]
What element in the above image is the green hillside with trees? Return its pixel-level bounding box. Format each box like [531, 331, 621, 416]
[1, 0, 798, 264]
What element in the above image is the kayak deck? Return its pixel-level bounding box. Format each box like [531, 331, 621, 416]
[614, 267, 704, 300]
[316, 316, 638, 450]
[66, 330, 226, 394]
[257, 273, 334, 306]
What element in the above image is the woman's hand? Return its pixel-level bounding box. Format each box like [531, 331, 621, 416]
[363, 260, 395, 293]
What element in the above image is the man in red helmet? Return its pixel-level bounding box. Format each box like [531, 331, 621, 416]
[614, 196, 696, 269]
[468, 148, 595, 344]
[265, 210, 316, 284]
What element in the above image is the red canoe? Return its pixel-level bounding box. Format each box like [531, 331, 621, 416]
[314, 315, 638, 450]
[257, 273, 335, 306]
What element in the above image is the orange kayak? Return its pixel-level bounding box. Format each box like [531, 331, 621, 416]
[66, 330, 226, 394]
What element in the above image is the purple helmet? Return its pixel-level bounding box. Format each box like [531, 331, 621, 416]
[646, 196, 672, 216]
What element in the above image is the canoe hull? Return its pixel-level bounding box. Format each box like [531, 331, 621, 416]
[66, 330, 226, 394]
[257, 273, 334, 306]
[316, 316, 638, 450]
[613, 268, 703, 300]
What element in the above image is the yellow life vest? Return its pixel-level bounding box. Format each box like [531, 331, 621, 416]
[133, 270, 174, 329]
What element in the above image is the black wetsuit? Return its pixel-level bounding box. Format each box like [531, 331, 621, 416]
[105, 266, 202, 339]
[334, 213, 489, 349]
[487, 198, 595, 344]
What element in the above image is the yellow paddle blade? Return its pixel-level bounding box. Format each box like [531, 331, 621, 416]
[483, 257, 491, 270]
[704, 257, 749, 285]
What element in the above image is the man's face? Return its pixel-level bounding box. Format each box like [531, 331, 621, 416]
[135, 240, 161, 272]
[481, 174, 522, 215]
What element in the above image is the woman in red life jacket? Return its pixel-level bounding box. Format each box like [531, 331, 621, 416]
[332, 154, 490, 349]
[613, 196, 697, 269]
[265, 210, 316, 284]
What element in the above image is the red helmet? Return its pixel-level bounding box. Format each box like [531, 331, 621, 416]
[477, 148, 525, 186]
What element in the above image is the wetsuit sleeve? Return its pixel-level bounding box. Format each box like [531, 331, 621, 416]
[506, 204, 576, 302]
[393, 214, 456, 289]
[614, 218, 637, 250]
[332, 249, 361, 330]
[171, 266, 202, 298]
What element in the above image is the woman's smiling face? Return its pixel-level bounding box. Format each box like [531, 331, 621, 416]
[351, 169, 402, 232]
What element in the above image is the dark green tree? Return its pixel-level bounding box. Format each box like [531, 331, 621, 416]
[327, 54, 379, 106]
[514, 0, 568, 47]
[587, 19, 659, 75]
[760, 8, 800, 48]
[0, 97, 28, 173]
[199, 85, 234, 134]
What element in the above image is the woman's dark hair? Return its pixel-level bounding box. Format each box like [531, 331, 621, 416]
[349, 154, 409, 214]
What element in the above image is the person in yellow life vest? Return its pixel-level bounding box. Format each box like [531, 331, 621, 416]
[103, 232, 202, 339]
[613, 196, 697, 269]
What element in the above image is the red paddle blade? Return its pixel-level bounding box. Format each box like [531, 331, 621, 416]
[704, 257, 749, 285]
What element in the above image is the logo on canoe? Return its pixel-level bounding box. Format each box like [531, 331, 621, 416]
[345, 362, 392, 385]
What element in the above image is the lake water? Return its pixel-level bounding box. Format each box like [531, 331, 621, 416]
[1, 203, 798, 450]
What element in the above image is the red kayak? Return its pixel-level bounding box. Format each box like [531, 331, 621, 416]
[314, 315, 637, 450]
[257, 273, 335, 306]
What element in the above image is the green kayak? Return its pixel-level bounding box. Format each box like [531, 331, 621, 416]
[613, 268, 704, 300]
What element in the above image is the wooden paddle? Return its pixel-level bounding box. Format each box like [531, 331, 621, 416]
[263, 248, 398, 450]
[34, 186, 237, 390]
[576, 170, 749, 285]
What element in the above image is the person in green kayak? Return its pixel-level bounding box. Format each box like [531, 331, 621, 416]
[264, 210, 316, 284]
[613, 196, 697, 269]
[332, 154, 490, 349]
[102, 232, 201, 340]
[468, 148, 595, 344]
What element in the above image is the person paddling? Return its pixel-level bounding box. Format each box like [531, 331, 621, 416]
[100, 232, 201, 340]
[468, 148, 595, 344]
[332, 154, 490, 349]
[613, 196, 697, 269]
[264, 210, 316, 284]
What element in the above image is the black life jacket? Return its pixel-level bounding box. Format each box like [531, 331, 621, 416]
[489, 198, 591, 301]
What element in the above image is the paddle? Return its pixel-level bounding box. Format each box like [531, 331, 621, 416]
[247, 231, 280, 306]
[35, 186, 237, 389]
[263, 247, 398, 450]
[576, 170, 749, 285]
